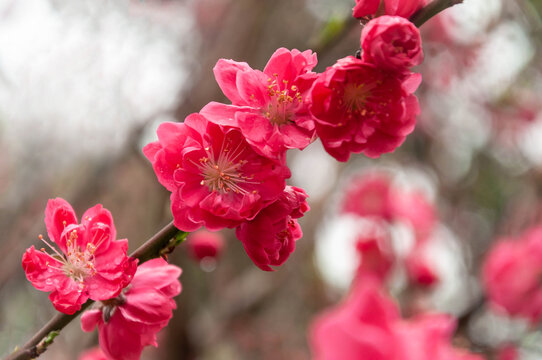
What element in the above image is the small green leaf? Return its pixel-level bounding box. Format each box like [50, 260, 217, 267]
[173, 231, 188, 246]
[44, 331, 59, 346]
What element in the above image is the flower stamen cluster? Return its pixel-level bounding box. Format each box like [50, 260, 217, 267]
[193, 141, 257, 195]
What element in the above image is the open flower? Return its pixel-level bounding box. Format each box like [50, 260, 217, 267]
[81, 258, 182, 360]
[143, 113, 290, 232]
[22, 198, 136, 314]
[201, 48, 318, 158]
[309, 56, 420, 162]
[235, 186, 309, 271]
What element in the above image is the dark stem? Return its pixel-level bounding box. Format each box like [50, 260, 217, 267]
[410, 0, 464, 28]
[5, 221, 184, 360]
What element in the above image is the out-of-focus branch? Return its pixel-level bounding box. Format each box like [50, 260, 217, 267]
[411, 0, 464, 27]
[5, 221, 185, 360]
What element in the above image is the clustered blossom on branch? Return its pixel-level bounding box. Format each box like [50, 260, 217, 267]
[310, 13, 423, 161]
[145, 13, 425, 266]
[19, 0, 438, 358]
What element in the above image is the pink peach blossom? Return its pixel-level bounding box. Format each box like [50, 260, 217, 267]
[143, 113, 290, 232]
[235, 186, 309, 271]
[201, 48, 318, 158]
[309, 56, 420, 162]
[22, 198, 136, 314]
[81, 258, 182, 360]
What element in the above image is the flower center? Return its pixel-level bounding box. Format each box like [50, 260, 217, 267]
[343, 83, 372, 114]
[39, 225, 105, 283]
[193, 139, 258, 195]
[263, 77, 303, 125]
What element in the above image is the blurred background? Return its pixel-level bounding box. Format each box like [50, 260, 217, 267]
[1, 0, 542, 358]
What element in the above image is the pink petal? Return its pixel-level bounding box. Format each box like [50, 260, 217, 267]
[44, 198, 78, 251]
[81, 309, 103, 332]
[213, 58, 253, 105]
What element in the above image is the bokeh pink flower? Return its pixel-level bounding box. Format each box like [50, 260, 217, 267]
[483, 226, 542, 323]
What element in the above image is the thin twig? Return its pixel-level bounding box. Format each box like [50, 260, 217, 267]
[5, 221, 184, 360]
[410, 0, 464, 27]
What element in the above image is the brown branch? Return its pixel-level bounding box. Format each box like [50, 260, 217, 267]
[5, 221, 184, 360]
[410, 0, 464, 27]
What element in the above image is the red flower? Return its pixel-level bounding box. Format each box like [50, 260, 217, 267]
[81, 258, 182, 360]
[201, 48, 318, 158]
[143, 113, 290, 231]
[353, 0, 426, 19]
[22, 198, 136, 315]
[187, 230, 225, 261]
[310, 279, 483, 360]
[483, 226, 542, 323]
[361, 16, 424, 72]
[235, 186, 309, 271]
[309, 57, 420, 161]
